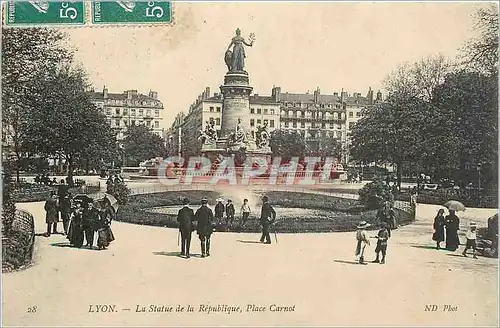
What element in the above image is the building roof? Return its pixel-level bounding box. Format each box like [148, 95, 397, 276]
[250, 95, 279, 105]
[280, 92, 372, 106]
[90, 91, 160, 102]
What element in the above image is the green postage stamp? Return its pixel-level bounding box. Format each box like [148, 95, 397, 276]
[5, 1, 86, 26]
[92, 1, 172, 25]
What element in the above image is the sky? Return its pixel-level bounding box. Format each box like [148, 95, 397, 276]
[67, 2, 489, 128]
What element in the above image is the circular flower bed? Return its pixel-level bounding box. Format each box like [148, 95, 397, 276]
[116, 190, 415, 233]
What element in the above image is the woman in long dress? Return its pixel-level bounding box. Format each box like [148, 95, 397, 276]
[445, 209, 460, 251]
[432, 209, 446, 249]
[227, 28, 253, 71]
[67, 202, 85, 248]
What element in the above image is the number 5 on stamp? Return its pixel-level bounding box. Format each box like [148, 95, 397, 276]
[5, 1, 85, 26]
[92, 1, 172, 25]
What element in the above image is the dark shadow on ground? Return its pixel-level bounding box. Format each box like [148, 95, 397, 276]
[333, 259, 366, 265]
[446, 253, 467, 258]
[237, 240, 262, 244]
[50, 242, 96, 251]
[153, 251, 204, 258]
[410, 245, 448, 251]
[36, 232, 65, 237]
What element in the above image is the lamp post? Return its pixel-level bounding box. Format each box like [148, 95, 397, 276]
[477, 162, 482, 190]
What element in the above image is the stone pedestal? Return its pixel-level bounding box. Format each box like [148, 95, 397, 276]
[201, 70, 272, 164]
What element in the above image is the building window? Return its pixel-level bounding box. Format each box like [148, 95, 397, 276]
[124, 120, 128, 126]
[257, 119, 262, 125]
[155, 121, 159, 128]
[155, 110, 159, 117]
[264, 119, 268, 125]
[251, 131, 255, 139]
[131, 120, 136, 126]
[270, 120, 275, 128]
[139, 109, 144, 116]
[216, 118, 221, 125]
[250, 119, 255, 127]
[311, 122, 315, 128]
[293, 122, 297, 128]
[106, 108, 111, 115]
[284, 122, 289, 128]
[349, 111, 353, 118]
[330, 123, 334, 129]
[115, 108, 120, 115]
[322, 122, 326, 128]
[257, 108, 262, 114]
[301, 122, 305, 128]
[131, 109, 136, 116]
[216, 107, 221, 112]
[270, 109, 275, 115]
[250, 108, 255, 114]
[264, 108, 268, 115]
[123, 108, 128, 115]
[293, 111, 297, 117]
[115, 119, 120, 126]
[356, 112, 361, 117]
[209, 106, 214, 112]
[147, 109, 151, 116]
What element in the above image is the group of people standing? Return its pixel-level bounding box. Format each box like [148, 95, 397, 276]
[432, 208, 478, 258]
[44, 185, 115, 250]
[213, 198, 253, 229]
[176, 195, 276, 258]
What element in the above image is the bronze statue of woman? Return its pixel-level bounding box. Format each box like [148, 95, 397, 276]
[226, 28, 255, 72]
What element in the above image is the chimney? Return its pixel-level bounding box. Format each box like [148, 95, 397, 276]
[103, 86, 108, 99]
[333, 92, 338, 97]
[340, 88, 345, 103]
[149, 90, 158, 100]
[205, 87, 210, 99]
[272, 86, 281, 102]
[313, 87, 320, 103]
[376, 90, 382, 102]
[367, 87, 374, 105]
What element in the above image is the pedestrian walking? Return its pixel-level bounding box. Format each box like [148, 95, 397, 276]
[240, 198, 251, 227]
[462, 222, 478, 259]
[432, 209, 446, 250]
[259, 196, 276, 244]
[44, 193, 59, 236]
[82, 202, 99, 248]
[177, 197, 195, 258]
[445, 209, 460, 251]
[355, 221, 371, 264]
[225, 199, 235, 229]
[67, 201, 85, 248]
[59, 194, 71, 235]
[372, 222, 389, 264]
[194, 197, 214, 258]
[95, 208, 114, 250]
[215, 198, 225, 225]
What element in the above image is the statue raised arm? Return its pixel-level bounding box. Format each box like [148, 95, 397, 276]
[225, 29, 255, 72]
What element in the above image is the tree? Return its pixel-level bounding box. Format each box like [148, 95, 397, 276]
[2, 28, 72, 182]
[2, 161, 16, 235]
[122, 124, 166, 166]
[269, 130, 307, 160]
[358, 178, 394, 210]
[312, 131, 343, 160]
[462, 5, 498, 74]
[23, 65, 117, 184]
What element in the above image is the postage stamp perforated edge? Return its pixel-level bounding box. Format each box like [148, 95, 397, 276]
[1, 1, 175, 29]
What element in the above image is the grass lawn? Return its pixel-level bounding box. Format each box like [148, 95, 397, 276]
[116, 190, 414, 233]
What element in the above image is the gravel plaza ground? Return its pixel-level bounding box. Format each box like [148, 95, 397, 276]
[2, 193, 498, 327]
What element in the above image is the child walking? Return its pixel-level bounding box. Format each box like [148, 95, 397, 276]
[372, 222, 390, 264]
[462, 221, 478, 259]
[355, 221, 371, 264]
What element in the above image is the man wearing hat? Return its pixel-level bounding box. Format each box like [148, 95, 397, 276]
[215, 198, 225, 226]
[194, 197, 214, 257]
[355, 221, 371, 264]
[177, 197, 195, 258]
[259, 195, 276, 244]
[462, 221, 478, 259]
[225, 199, 235, 229]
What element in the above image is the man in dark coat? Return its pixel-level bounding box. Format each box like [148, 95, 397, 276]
[225, 199, 235, 229]
[194, 197, 214, 258]
[259, 195, 276, 244]
[214, 199, 225, 224]
[177, 197, 195, 258]
[82, 202, 100, 248]
[44, 193, 59, 236]
[59, 194, 71, 235]
[445, 209, 460, 251]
